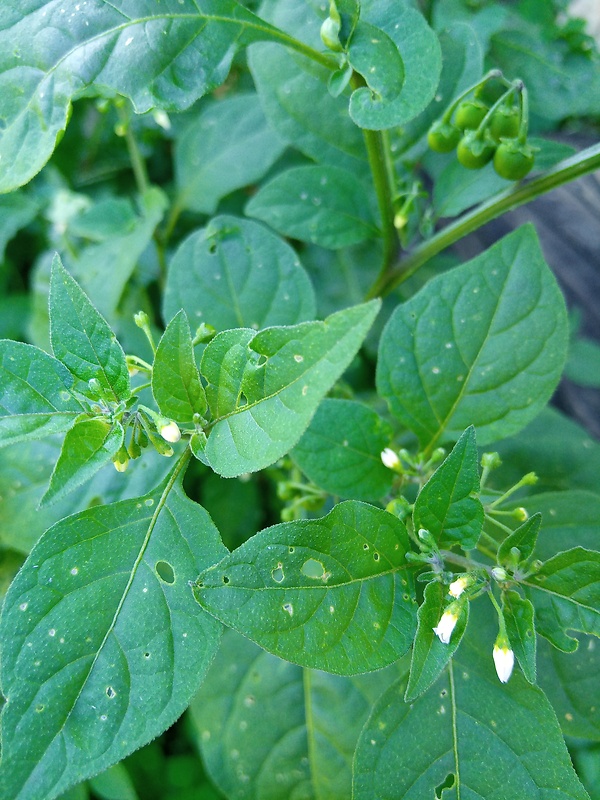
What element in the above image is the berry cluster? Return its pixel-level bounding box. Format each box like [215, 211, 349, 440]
[427, 71, 537, 181]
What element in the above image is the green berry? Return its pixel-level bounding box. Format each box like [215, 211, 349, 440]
[454, 100, 489, 130]
[493, 139, 535, 180]
[489, 106, 520, 141]
[427, 119, 461, 153]
[456, 130, 496, 169]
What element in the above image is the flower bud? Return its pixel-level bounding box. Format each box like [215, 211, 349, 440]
[491, 566, 508, 582]
[448, 575, 471, 598]
[158, 420, 181, 443]
[481, 451, 502, 470]
[493, 636, 514, 683]
[433, 602, 462, 644]
[381, 447, 401, 470]
[512, 507, 528, 522]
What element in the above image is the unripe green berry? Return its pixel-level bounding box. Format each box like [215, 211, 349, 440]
[427, 120, 461, 153]
[454, 100, 489, 130]
[493, 139, 535, 180]
[456, 130, 496, 169]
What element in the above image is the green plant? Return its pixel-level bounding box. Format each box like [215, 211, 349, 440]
[1, 1, 600, 799]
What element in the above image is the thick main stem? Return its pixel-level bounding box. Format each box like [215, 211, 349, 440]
[368, 142, 600, 298]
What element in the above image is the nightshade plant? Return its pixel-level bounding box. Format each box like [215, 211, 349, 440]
[0, 1, 599, 799]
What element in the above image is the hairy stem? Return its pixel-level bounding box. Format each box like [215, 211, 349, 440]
[368, 142, 600, 298]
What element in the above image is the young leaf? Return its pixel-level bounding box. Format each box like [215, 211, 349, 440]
[201, 329, 256, 420]
[49, 255, 130, 402]
[348, 1, 441, 129]
[245, 165, 378, 249]
[413, 427, 484, 550]
[40, 418, 124, 507]
[497, 512, 541, 565]
[203, 300, 381, 477]
[502, 589, 536, 684]
[0, 340, 84, 447]
[354, 636, 590, 799]
[193, 501, 417, 675]
[163, 216, 316, 331]
[189, 629, 405, 800]
[0, 1, 288, 192]
[524, 547, 600, 652]
[405, 580, 469, 703]
[377, 226, 569, 449]
[0, 473, 227, 800]
[152, 310, 207, 423]
[174, 93, 286, 215]
[291, 398, 394, 502]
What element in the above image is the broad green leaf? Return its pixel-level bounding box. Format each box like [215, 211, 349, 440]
[405, 580, 469, 702]
[0, 476, 227, 800]
[565, 337, 600, 388]
[502, 589, 536, 684]
[194, 501, 417, 674]
[204, 300, 380, 477]
[0, 191, 39, 260]
[0, 438, 175, 556]
[0, 0, 287, 192]
[245, 165, 378, 249]
[354, 629, 590, 800]
[0, 340, 84, 447]
[413, 427, 484, 550]
[163, 216, 316, 331]
[88, 764, 137, 800]
[508, 491, 600, 561]
[201, 329, 256, 420]
[49, 255, 130, 402]
[376, 226, 569, 449]
[248, 0, 367, 171]
[291, 398, 394, 502]
[63, 188, 167, 321]
[497, 513, 541, 566]
[189, 629, 405, 800]
[524, 547, 600, 653]
[199, 471, 262, 552]
[538, 634, 600, 741]
[152, 310, 207, 423]
[494, 408, 600, 494]
[348, 0, 442, 129]
[174, 93, 286, 215]
[346, 20, 405, 129]
[40, 419, 124, 507]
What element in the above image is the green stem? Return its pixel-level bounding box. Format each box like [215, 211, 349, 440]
[367, 142, 600, 298]
[118, 103, 150, 196]
[440, 550, 492, 574]
[363, 127, 399, 268]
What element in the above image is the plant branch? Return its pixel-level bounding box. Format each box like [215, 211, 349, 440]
[118, 103, 150, 196]
[367, 142, 600, 298]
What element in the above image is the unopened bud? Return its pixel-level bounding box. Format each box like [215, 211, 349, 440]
[512, 507, 528, 522]
[381, 447, 401, 470]
[134, 311, 150, 329]
[430, 447, 446, 465]
[491, 566, 508, 582]
[493, 634, 514, 683]
[433, 601, 462, 644]
[158, 420, 181, 443]
[522, 472, 538, 486]
[481, 452, 502, 470]
[448, 574, 472, 598]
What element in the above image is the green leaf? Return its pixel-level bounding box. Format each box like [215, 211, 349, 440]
[508, 491, 600, 561]
[538, 634, 600, 741]
[376, 226, 569, 449]
[524, 547, 600, 653]
[40, 418, 124, 507]
[348, 0, 441, 129]
[174, 93, 286, 215]
[0, 1, 287, 192]
[564, 337, 600, 388]
[0, 340, 84, 447]
[152, 310, 207, 423]
[413, 427, 484, 550]
[354, 632, 590, 799]
[245, 165, 378, 249]
[63, 188, 167, 321]
[193, 501, 417, 675]
[0, 474, 227, 800]
[497, 513, 541, 566]
[49, 255, 130, 402]
[502, 590, 536, 684]
[88, 764, 137, 800]
[163, 215, 316, 331]
[405, 581, 469, 702]
[189, 629, 405, 800]
[204, 300, 380, 477]
[0, 191, 39, 260]
[201, 329, 256, 420]
[291, 398, 394, 502]
[346, 20, 405, 128]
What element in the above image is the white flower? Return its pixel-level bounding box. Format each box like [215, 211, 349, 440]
[433, 608, 460, 644]
[159, 420, 181, 443]
[381, 447, 400, 470]
[448, 576, 469, 598]
[493, 643, 515, 683]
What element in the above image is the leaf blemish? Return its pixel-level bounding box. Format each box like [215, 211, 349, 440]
[282, 602, 294, 616]
[301, 558, 330, 581]
[294, 354, 303, 362]
[271, 563, 285, 583]
[106, 686, 116, 699]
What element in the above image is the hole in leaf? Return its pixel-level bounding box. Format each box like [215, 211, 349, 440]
[106, 686, 116, 699]
[35, 704, 45, 713]
[435, 773, 455, 798]
[301, 558, 327, 580]
[282, 603, 294, 616]
[222, 575, 230, 584]
[271, 563, 285, 583]
[238, 392, 248, 407]
[155, 560, 175, 584]
[363, 543, 369, 550]
[144, 652, 151, 659]
[373, 552, 380, 561]
[288, 546, 295, 554]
